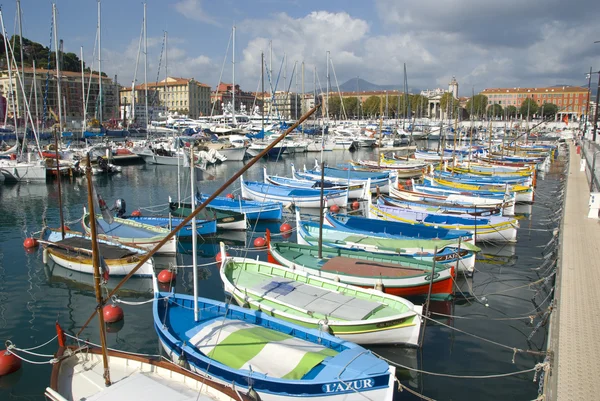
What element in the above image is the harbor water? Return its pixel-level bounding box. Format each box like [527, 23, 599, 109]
[0, 145, 561, 400]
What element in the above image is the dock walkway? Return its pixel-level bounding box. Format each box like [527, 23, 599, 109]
[551, 142, 600, 400]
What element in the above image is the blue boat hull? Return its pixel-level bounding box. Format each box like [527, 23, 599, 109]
[154, 292, 395, 400]
[198, 194, 283, 221]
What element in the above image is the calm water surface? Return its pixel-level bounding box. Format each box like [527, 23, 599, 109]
[0, 145, 562, 400]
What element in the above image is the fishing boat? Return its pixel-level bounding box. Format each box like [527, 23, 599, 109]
[220, 251, 423, 345]
[369, 196, 519, 243]
[197, 193, 283, 221]
[296, 211, 477, 274]
[423, 175, 534, 203]
[396, 179, 516, 216]
[125, 215, 218, 238]
[47, 341, 250, 401]
[264, 168, 369, 199]
[39, 227, 155, 277]
[45, 147, 247, 401]
[169, 199, 248, 230]
[381, 193, 502, 217]
[267, 238, 456, 298]
[82, 210, 177, 254]
[324, 213, 474, 243]
[154, 287, 397, 401]
[241, 176, 349, 208]
[414, 150, 453, 161]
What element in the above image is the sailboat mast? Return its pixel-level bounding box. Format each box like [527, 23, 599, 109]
[98, 0, 102, 124]
[143, 2, 148, 132]
[190, 146, 199, 322]
[81, 47, 86, 136]
[261, 51, 264, 133]
[164, 31, 168, 114]
[85, 156, 111, 386]
[16, 0, 25, 131]
[53, 3, 63, 134]
[33, 60, 40, 135]
[300, 61, 304, 134]
[232, 25, 235, 125]
[326, 51, 329, 122]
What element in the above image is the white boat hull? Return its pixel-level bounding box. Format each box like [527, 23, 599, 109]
[46, 249, 155, 276]
[0, 160, 46, 182]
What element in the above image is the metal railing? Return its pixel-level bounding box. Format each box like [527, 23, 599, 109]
[579, 138, 600, 192]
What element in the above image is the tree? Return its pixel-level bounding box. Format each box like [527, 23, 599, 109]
[327, 97, 342, 118]
[520, 98, 539, 117]
[410, 94, 429, 118]
[440, 92, 459, 118]
[489, 104, 503, 118]
[540, 102, 558, 118]
[342, 97, 360, 118]
[465, 94, 488, 118]
[506, 105, 517, 118]
[363, 96, 381, 117]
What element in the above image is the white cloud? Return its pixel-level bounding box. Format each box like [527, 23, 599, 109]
[174, 0, 220, 26]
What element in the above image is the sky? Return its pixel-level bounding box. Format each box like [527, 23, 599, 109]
[2, 0, 599, 96]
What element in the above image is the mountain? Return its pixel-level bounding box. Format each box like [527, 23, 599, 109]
[338, 78, 419, 94]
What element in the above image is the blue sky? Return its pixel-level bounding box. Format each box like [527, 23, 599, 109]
[2, 0, 599, 94]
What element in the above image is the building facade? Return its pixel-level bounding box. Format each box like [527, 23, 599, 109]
[119, 77, 211, 122]
[480, 86, 589, 120]
[259, 91, 302, 120]
[0, 67, 118, 129]
[211, 83, 262, 117]
[421, 76, 459, 119]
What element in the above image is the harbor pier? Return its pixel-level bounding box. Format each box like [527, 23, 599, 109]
[546, 141, 600, 400]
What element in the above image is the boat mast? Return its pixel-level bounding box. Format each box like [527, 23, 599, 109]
[326, 51, 329, 124]
[190, 146, 199, 322]
[0, 8, 16, 132]
[232, 25, 236, 125]
[143, 2, 148, 134]
[85, 155, 112, 386]
[81, 47, 86, 137]
[164, 31, 168, 115]
[301, 61, 304, 136]
[98, 0, 102, 124]
[16, 0, 25, 134]
[261, 51, 264, 133]
[53, 4, 63, 135]
[33, 60, 40, 135]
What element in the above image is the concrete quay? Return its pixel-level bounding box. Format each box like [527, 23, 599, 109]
[546, 142, 600, 400]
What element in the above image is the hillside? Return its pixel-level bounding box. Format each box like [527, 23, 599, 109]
[0, 34, 105, 76]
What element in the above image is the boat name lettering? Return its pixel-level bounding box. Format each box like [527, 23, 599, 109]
[322, 379, 374, 393]
[376, 318, 407, 328]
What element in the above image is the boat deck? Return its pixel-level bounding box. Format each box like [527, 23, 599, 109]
[231, 268, 399, 321]
[49, 237, 137, 259]
[551, 142, 600, 400]
[96, 218, 163, 238]
[323, 257, 427, 278]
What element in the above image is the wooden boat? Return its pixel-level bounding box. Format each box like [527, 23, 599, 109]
[82, 210, 177, 254]
[296, 211, 477, 274]
[398, 179, 516, 216]
[446, 162, 535, 177]
[267, 238, 456, 298]
[381, 193, 502, 217]
[154, 288, 397, 401]
[324, 212, 474, 243]
[423, 175, 534, 203]
[292, 163, 391, 193]
[197, 193, 283, 221]
[414, 150, 453, 161]
[264, 167, 369, 199]
[169, 200, 248, 230]
[241, 176, 349, 208]
[125, 215, 218, 237]
[369, 196, 519, 243]
[220, 252, 423, 346]
[40, 228, 155, 277]
[433, 169, 533, 187]
[47, 341, 250, 401]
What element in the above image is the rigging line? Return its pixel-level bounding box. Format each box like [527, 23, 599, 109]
[150, 31, 166, 108]
[210, 29, 232, 118]
[419, 310, 547, 356]
[375, 350, 547, 379]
